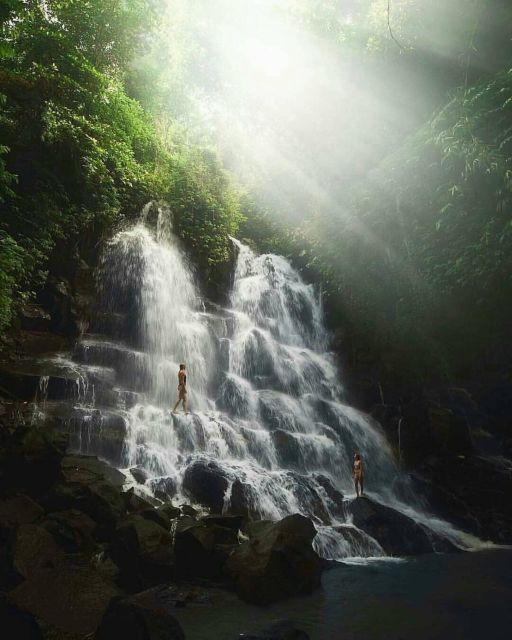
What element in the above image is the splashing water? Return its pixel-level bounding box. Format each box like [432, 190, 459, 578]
[71, 204, 482, 559]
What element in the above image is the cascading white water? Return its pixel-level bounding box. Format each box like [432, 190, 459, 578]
[73, 204, 483, 559]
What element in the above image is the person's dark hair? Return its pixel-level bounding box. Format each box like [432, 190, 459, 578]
[354, 453, 361, 460]
[179, 363, 185, 369]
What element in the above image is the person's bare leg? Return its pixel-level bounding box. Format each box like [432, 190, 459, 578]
[184, 394, 188, 415]
[354, 479, 359, 498]
[360, 477, 364, 497]
[172, 398, 180, 413]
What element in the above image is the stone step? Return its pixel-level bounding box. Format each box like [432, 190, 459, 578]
[73, 340, 151, 393]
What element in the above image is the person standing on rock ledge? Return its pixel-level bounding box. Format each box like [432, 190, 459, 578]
[172, 363, 188, 414]
[353, 452, 364, 497]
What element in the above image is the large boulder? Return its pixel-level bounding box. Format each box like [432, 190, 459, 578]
[174, 519, 238, 580]
[110, 514, 175, 589]
[43, 455, 126, 538]
[13, 523, 65, 579]
[182, 459, 230, 512]
[346, 497, 433, 556]
[0, 422, 67, 497]
[8, 564, 120, 636]
[225, 514, 323, 604]
[96, 588, 185, 640]
[0, 494, 44, 528]
[42, 509, 97, 552]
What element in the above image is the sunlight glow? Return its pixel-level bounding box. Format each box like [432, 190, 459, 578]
[244, 36, 290, 78]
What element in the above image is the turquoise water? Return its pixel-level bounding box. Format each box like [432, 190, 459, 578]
[174, 550, 512, 640]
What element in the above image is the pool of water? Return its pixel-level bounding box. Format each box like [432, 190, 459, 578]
[174, 550, 512, 639]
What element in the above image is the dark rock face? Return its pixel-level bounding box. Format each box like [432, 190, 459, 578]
[149, 475, 177, 501]
[8, 565, 120, 637]
[412, 455, 512, 544]
[371, 396, 474, 468]
[12, 523, 65, 580]
[347, 497, 433, 556]
[96, 588, 185, 640]
[0, 594, 43, 640]
[240, 620, 310, 640]
[40, 276, 80, 337]
[19, 303, 52, 332]
[229, 478, 257, 518]
[130, 466, 149, 485]
[110, 514, 175, 589]
[43, 509, 97, 552]
[225, 514, 323, 605]
[43, 455, 126, 538]
[311, 474, 345, 518]
[0, 423, 67, 497]
[202, 514, 245, 531]
[182, 459, 230, 512]
[174, 519, 238, 581]
[0, 494, 44, 527]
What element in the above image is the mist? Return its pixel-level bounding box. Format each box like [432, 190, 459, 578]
[147, 0, 507, 221]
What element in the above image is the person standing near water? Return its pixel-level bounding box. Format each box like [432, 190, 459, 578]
[353, 453, 364, 497]
[172, 363, 188, 414]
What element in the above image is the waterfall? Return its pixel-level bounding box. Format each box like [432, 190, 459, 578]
[71, 205, 481, 559]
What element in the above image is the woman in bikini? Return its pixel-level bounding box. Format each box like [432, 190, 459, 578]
[172, 363, 188, 414]
[353, 452, 364, 497]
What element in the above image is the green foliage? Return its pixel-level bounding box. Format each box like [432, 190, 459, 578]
[166, 146, 244, 280]
[0, 1, 244, 333]
[276, 67, 512, 383]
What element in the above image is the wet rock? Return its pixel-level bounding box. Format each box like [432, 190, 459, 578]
[332, 524, 382, 555]
[239, 620, 310, 640]
[68, 409, 128, 467]
[0, 494, 44, 527]
[0, 365, 79, 402]
[149, 475, 177, 501]
[311, 474, 345, 518]
[123, 487, 159, 513]
[130, 466, 149, 484]
[0, 594, 43, 640]
[157, 503, 182, 522]
[229, 479, 256, 519]
[271, 430, 303, 468]
[347, 497, 433, 556]
[225, 514, 323, 604]
[96, 588, 185, 640]
[174, 520, 238, 580]
[202, 514, 245, 531]
[19, 303, 52, 332]
[413, 454, 512, 544]
[138, 507, 171, 530]
[217, 374, 253, 418]
[180, 504, 199, 518]
[43, 455, 126, 538]
[40, 276, 80, 336]
[182, 459, 230, 513]
[13, 523, 65, 579]
[282, 472, 331, 525]
[110, 514, 175, 589]
[42, 509, 97, 552]
[0, 422, 67, 497]
[427, 404, 473, 456]
[8, 564, 120, 636]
